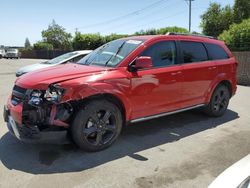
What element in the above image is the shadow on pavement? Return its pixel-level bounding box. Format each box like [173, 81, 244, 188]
[0, 109, 239, 174]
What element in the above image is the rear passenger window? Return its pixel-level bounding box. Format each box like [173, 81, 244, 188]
[180, 41, 208, 63]
[204, 43, 229, 60]
[141, 41, 176, 67]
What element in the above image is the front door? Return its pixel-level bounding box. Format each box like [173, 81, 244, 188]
[129, 40, 183, 120]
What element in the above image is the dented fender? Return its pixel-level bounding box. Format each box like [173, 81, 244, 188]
[59, 80, 132, 121]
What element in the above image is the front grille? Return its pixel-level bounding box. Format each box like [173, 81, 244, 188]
[11, 85, 27, 105]
[7, 53, 17, 57]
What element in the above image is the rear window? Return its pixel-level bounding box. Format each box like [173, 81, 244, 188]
[204, 43, 229, 60]
[180, 41, 208, 63]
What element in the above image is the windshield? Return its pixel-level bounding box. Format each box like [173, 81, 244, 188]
[7, 49, 17, 52]
[42, 52, 78, 64]
[77, 39, 144, 67]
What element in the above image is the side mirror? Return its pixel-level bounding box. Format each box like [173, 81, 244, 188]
[129, 56, 153, 72]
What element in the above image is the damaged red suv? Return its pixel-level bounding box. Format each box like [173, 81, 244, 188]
[4, 33, 237, 151]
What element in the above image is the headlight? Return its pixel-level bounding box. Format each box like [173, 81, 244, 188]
[16, 71, 25, 77]
[44, 84, 65, 103]
[28, 90, 43, 106]
[31, 90, 42, 97]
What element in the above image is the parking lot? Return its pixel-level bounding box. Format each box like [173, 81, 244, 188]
[0, 58, 250, 188]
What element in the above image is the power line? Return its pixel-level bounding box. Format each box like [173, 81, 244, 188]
[113, 9, 187, 34]
[111, 7, 206, 34]
[97, 0, 183, 33]
[76, 0, 167, 29]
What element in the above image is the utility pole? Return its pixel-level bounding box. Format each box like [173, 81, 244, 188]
[186, 0, 194, 32]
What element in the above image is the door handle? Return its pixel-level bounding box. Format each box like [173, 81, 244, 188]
[208, 66, 217, 70]
[171, 71, 182, 76]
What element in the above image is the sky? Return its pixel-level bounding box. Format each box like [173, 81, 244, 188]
[0, 0, 234, 46]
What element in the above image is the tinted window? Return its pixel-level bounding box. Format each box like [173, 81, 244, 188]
[204, 43, 229, 60]
[181, 41, 208, 63]
[72, 54, 87, 63]
[141, 41, 176, 67]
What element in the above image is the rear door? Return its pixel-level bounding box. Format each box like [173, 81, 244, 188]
[179, 41, 218, 107]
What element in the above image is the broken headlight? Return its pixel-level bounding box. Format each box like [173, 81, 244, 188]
[44, 84, 65, 103]
[28, 90, 43, 106]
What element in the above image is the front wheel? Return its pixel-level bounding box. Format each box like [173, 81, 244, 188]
[204, 85, 230, 117]
[71, 99, 123, 151]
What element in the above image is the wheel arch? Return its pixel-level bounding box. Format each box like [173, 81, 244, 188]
[219, 80, 232, 97]
[71, 93, 127, 125]
[206, 79, 233, 103]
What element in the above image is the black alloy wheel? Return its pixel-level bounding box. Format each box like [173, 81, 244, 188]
[71, 99, 123, 151]
[204, 84, 230, 117]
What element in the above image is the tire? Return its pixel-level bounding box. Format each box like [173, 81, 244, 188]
[71, 99, 123, 151]
[204, 84, 230, 117]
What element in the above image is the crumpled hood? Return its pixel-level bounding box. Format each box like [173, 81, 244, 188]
[15, 63, 108, 89]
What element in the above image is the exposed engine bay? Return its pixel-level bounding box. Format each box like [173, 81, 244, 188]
[11, 84, 74, 130]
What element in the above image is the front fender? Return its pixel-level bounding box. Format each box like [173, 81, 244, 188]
[60, 81, 132, 121]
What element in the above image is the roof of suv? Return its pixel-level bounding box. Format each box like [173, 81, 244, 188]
[126, 34, 224, 46]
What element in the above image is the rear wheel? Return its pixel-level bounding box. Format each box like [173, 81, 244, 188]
[71, 99, 123, 151]
[204, 84, 230, 117]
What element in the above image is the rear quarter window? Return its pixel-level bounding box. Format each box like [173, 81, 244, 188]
[180, 41, 208, 63]
[204, 43, 229, 60]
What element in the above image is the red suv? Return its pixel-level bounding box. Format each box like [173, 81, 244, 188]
[3, 33, 237, 151]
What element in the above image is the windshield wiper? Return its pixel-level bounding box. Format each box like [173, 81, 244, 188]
[104, 41, 126, 67]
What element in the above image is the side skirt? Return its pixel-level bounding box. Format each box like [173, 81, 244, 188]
[130, 104, 205, 123]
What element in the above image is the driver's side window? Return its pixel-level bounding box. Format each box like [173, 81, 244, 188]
[140, 41, 177, 67]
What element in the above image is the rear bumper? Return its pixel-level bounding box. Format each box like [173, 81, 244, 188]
[3, 105, 69, 144]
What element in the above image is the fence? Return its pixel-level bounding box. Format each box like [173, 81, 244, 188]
[234, 51, 250, 86]
[21, 50, 70, 59]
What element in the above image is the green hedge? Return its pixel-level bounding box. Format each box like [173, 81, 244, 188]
[33, 41, 54, 50]
[219, 18, 250, 51]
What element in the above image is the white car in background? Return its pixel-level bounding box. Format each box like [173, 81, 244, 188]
[5, 48, 20, 59]
[209, 154, 250, 188]
[0, 49, 5, 58]
[16, 50, 92, 77]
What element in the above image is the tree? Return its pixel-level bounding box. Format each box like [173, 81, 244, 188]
[233, 0, 250, 23]
[134, 26, 188, 35]
[24, 38, 31, 49]
[104, 33, 128, 43]
[219, 18, 250, 51]
[72, 32, 105, 50]
[200, 3, 234, 37]
[34, 41, 53, 50]
[42, 20, 72, 50]
[156, 26, 189, 34]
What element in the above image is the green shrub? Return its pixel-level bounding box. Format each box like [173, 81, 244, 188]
[219, 18, 250, 51]
[134, 26, 189, 35]
[72, 32, 105, 50]
[104, 33, 129, 43]
[33, 41, 54, 50]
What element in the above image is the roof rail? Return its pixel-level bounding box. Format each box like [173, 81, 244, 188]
[166, 32, 217, 40]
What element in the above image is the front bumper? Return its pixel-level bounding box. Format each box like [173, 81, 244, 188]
[3, 105, 69, 144]
[6, 53, 18, 58]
